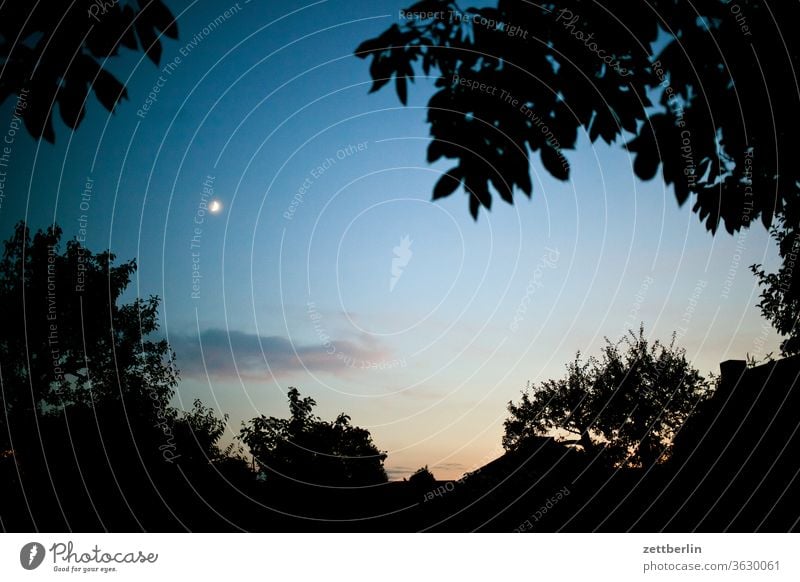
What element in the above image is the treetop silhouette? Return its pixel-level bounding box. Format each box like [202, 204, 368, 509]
[239, 387, 388, 487]
[504, 327, 710, 469]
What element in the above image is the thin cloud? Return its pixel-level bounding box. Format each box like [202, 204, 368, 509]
[433, 462, 466, 472]
[385, 466, 420, 480]
[170, 328, 391, 380]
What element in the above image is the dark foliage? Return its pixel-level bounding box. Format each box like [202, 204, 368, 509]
[239, 387, 388, 487]
[752, 223, 800, 355]
[0, 222, 251, 531]
[1, 0, 177, 141]
[0, 228, 797, 532]
[0, 221, 178, 446]
[357, 0, 794, 231]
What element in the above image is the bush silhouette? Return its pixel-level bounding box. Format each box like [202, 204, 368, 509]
[239, 387, 388, 487]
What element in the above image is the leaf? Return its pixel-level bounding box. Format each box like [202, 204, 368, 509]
[422, 53, 432, 76]
[672, 173, 690, 206]
[433, 168, 462, 200]
[58, 82, 87, 129]
[135, 18, 161, 65]
[94, 69, 127, 112]
[469, 192, 481, 220]
[490, 174, 514, 204]
[119, 6, 139, 50]
[396, 74, 407, 105]
[541, 147, 569, 181]
[427, 139, 448, 163]
[627, 130, 660, 181]
[354, 36, 383, 58]
[368, 57, 392, 93]
[359, 24, 402, 59]
[368, 76, 390, 95]
[518, 171, 533, 197]
[466, 175, 491, 217]
[23, 87, 56, 143]
[589, 109, 619, 144]
[633, 147, 660, 181]
[146, 0, 179, 39]
[761, 205, 774, 230]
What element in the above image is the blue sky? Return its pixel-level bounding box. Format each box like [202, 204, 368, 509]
[0, 0, 783, 479]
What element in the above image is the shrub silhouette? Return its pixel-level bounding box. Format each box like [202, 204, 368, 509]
[239, 388, 388, 486]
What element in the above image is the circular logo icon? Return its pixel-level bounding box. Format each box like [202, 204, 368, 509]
[20, 542, 45, 570]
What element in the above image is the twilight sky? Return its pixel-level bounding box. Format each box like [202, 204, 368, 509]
[0, 0, 783, 479]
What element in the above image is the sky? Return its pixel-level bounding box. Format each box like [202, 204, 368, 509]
[0, 0, 784, 480]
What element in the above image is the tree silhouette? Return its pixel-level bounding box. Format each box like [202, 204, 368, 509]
[752, 223, 800, 355]
[0, 221, 240, 529]
[1, 0, 177, 141]
[356, 0, 793, 233]
[0, 222, 178, 447]
[503, 328, 709, 468]
[239, 387, 388, 486]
